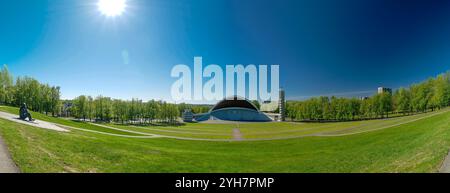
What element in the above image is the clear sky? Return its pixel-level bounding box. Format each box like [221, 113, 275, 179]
[2, 0, 450, 102]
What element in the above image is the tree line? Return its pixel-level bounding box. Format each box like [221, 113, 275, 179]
[176, 103, 211, 115]
[70, 96, 182, 124]
[4, 63, 450, 123]
[0, 64, 199, 124]
[286, 72, 450, 121]
[69, 96, 213, 124]
[0, 65, 61, 116]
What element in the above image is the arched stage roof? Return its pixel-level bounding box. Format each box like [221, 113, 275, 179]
[210, 96, 259, 112]
[193, 96, 272, 122]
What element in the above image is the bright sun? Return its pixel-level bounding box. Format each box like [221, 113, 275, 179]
[98, 0, 127, 17]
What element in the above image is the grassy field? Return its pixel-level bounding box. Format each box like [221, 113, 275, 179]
[0, 106, 450, 173]
[0, 106, 145, 137]
[103, 109, 448, 140]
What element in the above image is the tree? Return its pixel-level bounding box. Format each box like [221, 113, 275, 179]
[0, 65, 14, 105]
[94, 96, 112, 122]
[87, 96, 94, 121]
[112, 99, 127, 124]
[394, 88, 411, 115]
[319, 96, 332, 120]
[145, 100, 159, 124]
[73, 95, 88, 120]
[430, 73, 450, 110]
[379, 92, 393, 118]
[360, 98, 374, 119]
[349, 98, 361, 120]
[411, 81, 431, 112]
[50, 86, 61, 116]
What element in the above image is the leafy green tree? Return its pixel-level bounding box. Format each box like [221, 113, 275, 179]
[73, 95, 88, 120]
[50, 86, 61, 116]
[379, 92, 393, 118]
[145, 100, 159, 124]
[430, 73, 450, 110]
[411, 81, 431, 112]
[0, 65, 14, 105]
[394, 88, 411, 115]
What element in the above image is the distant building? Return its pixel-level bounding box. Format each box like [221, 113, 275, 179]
[182, 109, 194, 122]
[61, 101, 73, 117]
[258, 89, 286, 122]
[260, 101, 278, 112]
[378, 87, 392, 94]
[360, 96, 369, 100]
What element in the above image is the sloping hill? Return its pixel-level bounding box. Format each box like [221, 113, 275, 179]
[0, 106, 449, 173]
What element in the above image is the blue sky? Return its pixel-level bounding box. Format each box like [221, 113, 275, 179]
[2, 0, 450, 102]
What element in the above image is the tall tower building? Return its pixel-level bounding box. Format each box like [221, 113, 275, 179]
[279, 88, 286, 121]
[378, 87, 392, 94]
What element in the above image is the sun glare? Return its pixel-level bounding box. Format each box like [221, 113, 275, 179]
[98, 0, 127, 17]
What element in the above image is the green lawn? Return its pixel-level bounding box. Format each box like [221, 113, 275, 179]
[0, 106, 449, 173]
[102, 109, 449, 140]
[0, 106, 145, 136]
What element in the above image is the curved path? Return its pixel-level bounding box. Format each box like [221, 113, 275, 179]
[0, 111, 69, 173]
[128, 125, 231, 136]
[439, 151, 450, 173]
[0, 135, 19, 173]
[0, 111, 68, 132]
[57, 124, 161, 139]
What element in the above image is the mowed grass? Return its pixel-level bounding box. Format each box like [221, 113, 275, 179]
[0, 106, 450, 172]
[99, 109, 449, 140]
[0, 106, 146, 137]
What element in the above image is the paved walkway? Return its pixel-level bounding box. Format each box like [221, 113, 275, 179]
[439, 151, 450, 173]
[233, 129, 243, 141]
[0, 135, 19, 173]
[0, 111, 71, 173]
[0, 111, 68, 132]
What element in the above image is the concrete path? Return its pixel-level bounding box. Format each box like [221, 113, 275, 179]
[129, 125, 230, 136]
[0, 111, 68, 132]
[89, 123, 159, 136]
[58, 124, 162, 139]
[0, 135, 19, 173]
[233, 129, 243, 141]
[439, 151, 450, 173]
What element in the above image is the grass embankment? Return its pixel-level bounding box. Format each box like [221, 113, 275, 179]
[103, 109, 448, 140]
[0, 106, 450, 172]
[0, 106, 145, 136]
